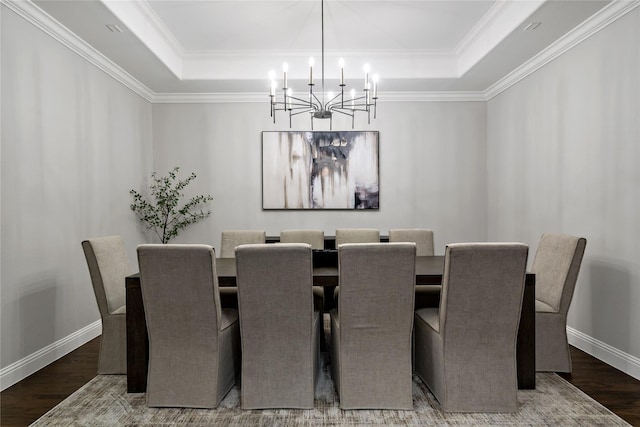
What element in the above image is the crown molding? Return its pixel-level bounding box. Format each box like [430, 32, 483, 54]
[455, 0, 510, 54]
[456, 0, 545, 76]
[100, 0, 183, 78]
[151, 91, 487, 104]
[183, 48, 453, 59]
[152, 92, 268, 103]
[181, 52, 459, 81]
[485, 0, 640, 100]
[382, 92, 486, 103]
[2, 0, 155, 102]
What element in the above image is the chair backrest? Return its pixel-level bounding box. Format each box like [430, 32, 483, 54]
[532, 233, 587, 313]
[82, 235, 131, 315]
[335, 228, 380, 246]
[220, 230, 266, 258]
[137, 244, 223, 338]
[236, 243, 314, 347]
[235, 243, 316, 407]
[389, 229, 434, 256]
[280, 229, 324, 249]
[338, 242, 416, 354]
[439, 243, 528, 353]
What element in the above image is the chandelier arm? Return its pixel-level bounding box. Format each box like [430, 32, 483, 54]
[272, 104, 316, 114]
[339, 106, 371, 113]
[272, 99, 316, 108]
[286, 94, 314, 105]
[291, 108, 315, 117]
[289, 103, 317, 109]
[344, 95, 367, 108]
[329, 108, 355, 118]
[291, 103, 316, 111]
[338, 100, 370, 108]
[325, 92, 342, 110]
[310, 92, 323, 109]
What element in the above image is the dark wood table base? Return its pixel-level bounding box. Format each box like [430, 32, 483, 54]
[125, 275, 148, 393]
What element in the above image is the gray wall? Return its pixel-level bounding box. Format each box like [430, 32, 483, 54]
[487, 7, 640, 366]
[151, 101, 487, 253]
[1, 6, 153, 382]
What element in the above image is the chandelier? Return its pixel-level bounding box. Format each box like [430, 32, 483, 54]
[268, 0, 379, 129]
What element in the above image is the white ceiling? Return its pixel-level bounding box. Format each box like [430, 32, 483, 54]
[29, 0, 612, 94]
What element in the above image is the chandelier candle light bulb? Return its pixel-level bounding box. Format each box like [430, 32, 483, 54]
[309, 57, 315, 85]
[282, 62, 288, 89]
[270, 79, 277, 97]
[268, 70, 276, 97]
[373, 74, 379, 99]
[364, 64, 370, 89]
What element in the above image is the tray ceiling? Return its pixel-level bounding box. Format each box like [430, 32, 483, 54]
[28, 0, 612, 94]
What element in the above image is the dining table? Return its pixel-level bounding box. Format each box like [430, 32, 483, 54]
[125, 255, 535, 393]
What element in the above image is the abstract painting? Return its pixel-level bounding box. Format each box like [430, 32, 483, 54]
[262, 131, 379, 210]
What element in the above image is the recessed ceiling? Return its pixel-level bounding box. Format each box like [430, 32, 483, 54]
[29, 0, 612, 94]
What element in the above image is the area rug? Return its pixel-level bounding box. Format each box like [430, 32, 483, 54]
[32, 354, 628, 427]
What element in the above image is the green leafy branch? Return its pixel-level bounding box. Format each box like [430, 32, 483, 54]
[130, 167, 213, 244]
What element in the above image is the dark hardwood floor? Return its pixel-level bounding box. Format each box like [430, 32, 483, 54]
[559, 347, 640, 425]
[1, 338, 101, 427]
[1, 339, 639, 426]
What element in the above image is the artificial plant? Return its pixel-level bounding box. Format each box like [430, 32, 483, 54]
[130, 167, 213, 244]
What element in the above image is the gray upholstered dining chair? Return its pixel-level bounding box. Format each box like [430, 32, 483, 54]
[220, 230, 266, 258]
[82, 235, 132, 374]
[533, 233, 587, 373]
[389, 229, 439, 308]
[335, 228, 380, 246]
[389, 229, 434, 256]
[330, 242, 416, 409]
[280, 229, 324, 249]
[137, 244, 240, 408]
[414, 242, 528, 412]
[280, 229, 325, 311]
[235, 243, 320, 409]
[333, 229, 381, 301]
[219, 230, 266, 308]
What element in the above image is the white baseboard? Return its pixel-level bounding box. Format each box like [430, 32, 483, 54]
[568, 326, 640, 381]
[1, 322, 637, 391]
[0, 320, 102, 391]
